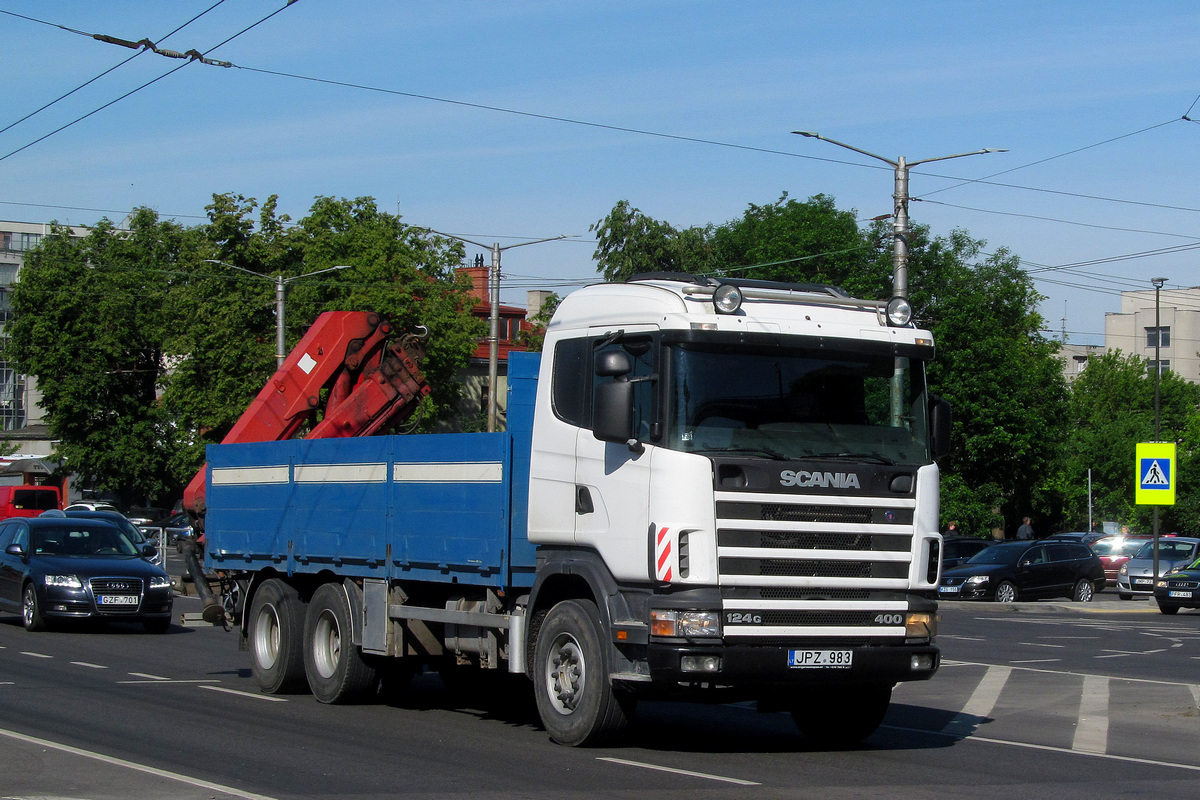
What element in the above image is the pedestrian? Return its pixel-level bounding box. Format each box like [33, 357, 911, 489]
[944, 521, 958, 536]
[1017, 516, 1034, 540]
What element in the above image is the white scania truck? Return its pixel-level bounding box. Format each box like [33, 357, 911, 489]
[198, 274, 948, 746]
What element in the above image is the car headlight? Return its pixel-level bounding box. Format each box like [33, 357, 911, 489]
[1119, 564, 1128, 575]
[149, 575, 172, 590]
[650, 610, 722, 637]
[44, 574, 82, 589]
[1157, 579, 1169, 588]
[965, 575, 990, 585]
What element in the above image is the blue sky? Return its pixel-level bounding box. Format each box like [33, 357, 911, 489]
[3, 1, 1200, 344]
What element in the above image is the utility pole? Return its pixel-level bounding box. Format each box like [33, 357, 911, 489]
[1151, 277, 1168, 585]
[206, 260, 352, 367]
[428, 232, 566, 432]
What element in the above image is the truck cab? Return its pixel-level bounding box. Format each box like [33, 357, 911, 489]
[525, 275, 945, 744]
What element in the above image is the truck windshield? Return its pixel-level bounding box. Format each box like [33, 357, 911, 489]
[666, 342, 932, 465]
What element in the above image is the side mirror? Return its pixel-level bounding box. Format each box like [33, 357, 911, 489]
[142, 544, 158, 559]
[596, 350, 632, 378]
[5, 543, 25, 557]
[593, 380, 635, 445]
[930, 396, 952, 459]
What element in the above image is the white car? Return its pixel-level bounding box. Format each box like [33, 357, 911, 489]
[1117, 537, 1200, 598]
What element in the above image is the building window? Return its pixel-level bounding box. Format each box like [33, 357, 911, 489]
[1146, 326, 1171, 348]
[1148, 360, 1170, 377]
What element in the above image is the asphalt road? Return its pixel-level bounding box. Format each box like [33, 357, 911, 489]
[1, 592, 1198, 799]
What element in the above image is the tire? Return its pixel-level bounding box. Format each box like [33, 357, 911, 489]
[1073, 579, 1095, 602]
[1157, 602, 1180, 615]
[248, 578, 308, 694]
[143, 617, 171, 634]
[303, 582, 379, 704]
[994, 580, 1018, 603]
[791, 685, 893, 746]
[22, 583, 47, 632]
[532, 599, 635, 746]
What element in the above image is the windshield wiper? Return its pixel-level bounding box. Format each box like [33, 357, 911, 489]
[802, 451, 897, 465]
[692, 446, 790, 461]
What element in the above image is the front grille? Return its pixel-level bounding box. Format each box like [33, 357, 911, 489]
[721, 558, 909, 579]
[1167, 580, 1200, 589]
[753, 610, 878, 626]
[762, 504, 871, 524]
[89, 577, 144, 615]
[720, 529, 910, 552]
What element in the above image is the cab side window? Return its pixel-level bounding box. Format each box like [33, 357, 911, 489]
[0, 521, 15, 550]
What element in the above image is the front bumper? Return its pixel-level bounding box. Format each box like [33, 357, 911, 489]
[1116, 576, 1155, 596]
[645, 641, 939, 689]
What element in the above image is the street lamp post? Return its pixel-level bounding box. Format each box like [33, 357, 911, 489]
[1151, 276, 1168, 584]
[205, 260, 352, 367]
[791, 131, 1006, 300]
[428, 232, 565, 432]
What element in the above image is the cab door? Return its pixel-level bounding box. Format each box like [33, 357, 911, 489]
[574, 333, 658, 582]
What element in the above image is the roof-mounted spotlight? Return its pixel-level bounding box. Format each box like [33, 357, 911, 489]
[713, 283, 743, 314]
[885, 296, 913, 327]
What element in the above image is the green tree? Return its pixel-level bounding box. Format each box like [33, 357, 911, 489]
[512, 292, 561, 352]
[591, 200, 712, 280]
[6, 210, 192, 505]
[163, 194, 484, 476]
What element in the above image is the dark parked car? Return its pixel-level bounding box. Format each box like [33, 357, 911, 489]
[942, 537, 996, 570]
[938, 540, 1105, 603]
[1153, 558, 1200, 615]
[0, 517, 173, 632]
[1118, 537, 1200, 599]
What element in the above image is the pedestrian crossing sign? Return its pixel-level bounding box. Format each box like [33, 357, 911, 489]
[1135, 442, 1176, 505]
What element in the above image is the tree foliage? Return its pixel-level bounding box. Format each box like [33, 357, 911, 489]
[8, 195, 482, 505]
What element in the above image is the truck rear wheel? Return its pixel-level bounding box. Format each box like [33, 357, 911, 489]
[248, 578, 307, 693]
[533, 599, 634, 746]
[790, 685, 892, 746]
[304, 582, 379, 703]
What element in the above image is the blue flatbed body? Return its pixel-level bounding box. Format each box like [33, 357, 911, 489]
[204, 352, 540, 590]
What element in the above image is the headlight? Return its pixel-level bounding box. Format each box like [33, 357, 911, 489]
[712, 283, 743, 314]
[965, 575, 990, 585]
[1157, 579, 1169, 588]
[650, 610, 722, 637]
[44, 574, 82, 589]
[1119, 564, 1128, 575]
[885, 296, 913, 326]
[905, 611, 937, 643]
[149, 575, 172, 589]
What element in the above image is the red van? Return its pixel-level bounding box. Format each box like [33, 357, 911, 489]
[0, 485, 62, 520]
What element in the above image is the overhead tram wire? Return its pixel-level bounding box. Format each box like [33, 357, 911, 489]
[919, 198, 1200, 242]
[0, 1, 300, 164]
[0, 1, 230, 137]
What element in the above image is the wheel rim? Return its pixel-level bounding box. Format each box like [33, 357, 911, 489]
[996, 584, 1015, 603]
[544, 632, 585, 715]
[1078, 582, 1093, 601]
[312, 609, 342, 680]
[22, 587, 35, 627]
[253, 603, 281, 670]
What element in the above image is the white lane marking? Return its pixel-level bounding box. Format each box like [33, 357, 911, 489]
[199, 685, 287, 702]
[1018, 642, 1066, 648]
[1009, 659, 1063, 664]
[71, 661, 108, 669]
[886, 723, 1200, 772]
[0, 725, 281, 800]
[1190, 685, 1200, 710]
[598, 757, 760, 786]
[19, 652, 51, 659]
[120, 679, 221, 685]
[128, 672, 170, 681]
[942, 665, 1011, 735]
[946, 658, 1200, 688]
[1073, 674, 1109, 754]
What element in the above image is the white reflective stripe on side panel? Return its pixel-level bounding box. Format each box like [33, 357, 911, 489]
[211, 466, 289, 485]
[393, 462, 504, 483]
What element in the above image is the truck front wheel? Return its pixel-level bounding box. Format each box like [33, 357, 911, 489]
[790, 684, 892, 746]
[533, 599, 634, 746]
[248, 578, 307, 694]
[304, 582, 379, 703]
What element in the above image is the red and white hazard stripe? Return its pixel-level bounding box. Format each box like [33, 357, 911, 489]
[654, 526, 674, 582]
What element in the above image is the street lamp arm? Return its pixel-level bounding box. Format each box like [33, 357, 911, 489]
[203, 259, 272, 282]
[906, 148, 1008, 168]
[281, 264, 352, 285]
[792, 131, 896, 167]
